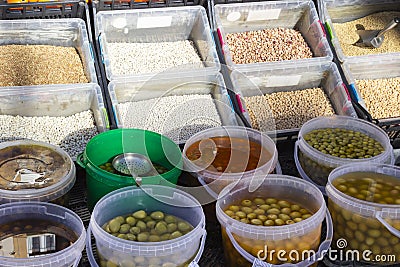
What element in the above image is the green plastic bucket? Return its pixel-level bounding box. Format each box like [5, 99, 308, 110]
[76, 129, 182, 210]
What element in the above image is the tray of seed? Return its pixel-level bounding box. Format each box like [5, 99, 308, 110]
[0, 84, 108, 160]
[0, 0, 85, 19]
[342, 55, 400, 142]
[213, 0, 333, 72]
[95, 6, 220, 81]
[0, 18, 96, 88]
[230, 62, 357, 138]
[318, 0, 400, 63]
[93, 0, 206, 11]
[108, 72, 238, 144]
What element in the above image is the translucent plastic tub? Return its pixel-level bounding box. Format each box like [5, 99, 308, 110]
[183, 126, 279, 199]
[214, 0, 333, 71]
[230, 62, 357, 136]
[294, 116, 394, 194]
[326, 164, 400, 264]
[318, 0, 400, 63]
[87, 185, 206, 267]
[96, 6, 220, 81]
[108, 73, 238, 144]
[0, 202, 86, 267]
[0, 18, 97, 86]
[0, 140, 75, 206]
[216, 175, 333, 266]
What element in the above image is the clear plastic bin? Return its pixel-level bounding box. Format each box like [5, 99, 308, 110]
[216, 175, 332, 266]
[0, 18, 97, 86]
[87, 185, 206, 267]
[108, 73, 238, 144]
[96, 6, 220, 81]
[214, 0, 333, 71]
[0, 83, 108, 159]
[342, 54, 400, 119]
[326, 163, 400, 264]
[318, 0, 400, 62]
[0, 202, 86, 267]
[230, 62, 357, 136]
[294, 115, 394, 194]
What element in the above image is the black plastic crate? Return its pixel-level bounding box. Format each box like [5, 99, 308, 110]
[93, 0, 206, 11]
[0, 0, 85, 19]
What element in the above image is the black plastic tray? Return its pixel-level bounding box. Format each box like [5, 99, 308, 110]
[0, 0, 85, 19]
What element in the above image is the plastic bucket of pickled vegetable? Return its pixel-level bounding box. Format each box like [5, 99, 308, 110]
[183, 126, 279, 199]
[326, 163, 400, 265]
[0, 140, 76, 206]
[76, 129, 182, 211]
[216, 174, 332, 267]
[86, 185, 206, 267]
[0, 201, 86, 267]
[294, 115, 394, 195]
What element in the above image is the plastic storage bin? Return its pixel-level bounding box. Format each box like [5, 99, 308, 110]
[94, 0, 206, 11]
[76, 128, 183, 211]
[0, 83, 108, 159]
[326, 163, 400, 265]
[231, 62, 357, 137]
[0, 18, 96, 86]
[96, 6, 220, 81]
[216, 175, 332, 266]
[108, 73, 238, 144]
[342, 54, 400, 121]
[214, 0, 333, 71]
[0, 140, 75, 206]
[318, 0, 400, 63]
[182, 126, 279, 199]
[0, 201, 86, 267]
[87, 185, 206, 267]
[295, 116, 394, 194]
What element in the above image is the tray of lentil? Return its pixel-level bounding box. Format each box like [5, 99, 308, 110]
[229, 62, 357, 139]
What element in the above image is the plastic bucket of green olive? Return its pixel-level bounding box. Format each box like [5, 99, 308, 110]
[0, 140, 76, 207]
[0, 202, 86, 267]
[216, 174, 333, 266]
[294, 115, 394, 195]
[326, 163, 400, 264]
[183, 126, 279, 199]
[76, 128, 183, 211]
[86, 185, 206, 267]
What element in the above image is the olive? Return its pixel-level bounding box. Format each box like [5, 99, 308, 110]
[167, 223, 177, 233]
[132, 210, 147, 219]
[127, 233, 136, 241]
[126, 216, 137, 226]
[149, 235, 161, 242]
[150, 211, 164, 220]
[253, 198, 265, 205]
[137, 232, 149, 242]
[130, 226, 141, 235]
[178, 222, 191, 232]
[155, 222, 168, 235]
[136, 221, 147, 231]
[146, 220, 156, 229]
[170, 231, 183, 239]
[119, 224, 130, 234]
[109, 219, 121, 233]
[241, 199, 252, 207]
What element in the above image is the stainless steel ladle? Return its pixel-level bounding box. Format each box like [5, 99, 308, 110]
[355, 17, 399, 48]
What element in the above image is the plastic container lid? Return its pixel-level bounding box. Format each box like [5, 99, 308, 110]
[0, 201, 86, 267]
[0, 140, 76, 204]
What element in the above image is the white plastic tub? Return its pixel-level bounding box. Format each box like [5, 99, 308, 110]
[87, 185, 206, 267]
[294, 116, 394, 194]
[0, 202, 86, 267]
[214, 0, 333, 71]
[183, 126, 279, 199]
[326, 163, 400, 264]
[216, 175, 332, 266]
[0, 140, 75, 206]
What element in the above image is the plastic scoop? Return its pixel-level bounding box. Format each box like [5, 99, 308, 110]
[112, 153, 158, 185]
[355, 17, 399, 48]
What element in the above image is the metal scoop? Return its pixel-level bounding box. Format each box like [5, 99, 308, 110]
[355, 17, 399, 48]
[112, 153, 159, 185]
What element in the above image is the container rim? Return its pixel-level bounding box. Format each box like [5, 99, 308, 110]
[182, 126, 278, 179]
[216, 174, 326, 239]
[90, 185, 206, 253]
[0, 201, 86, 266]
[0, 140, 76, 202]
[326, 163, 400, 211]
[298, 115, 392, 164]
